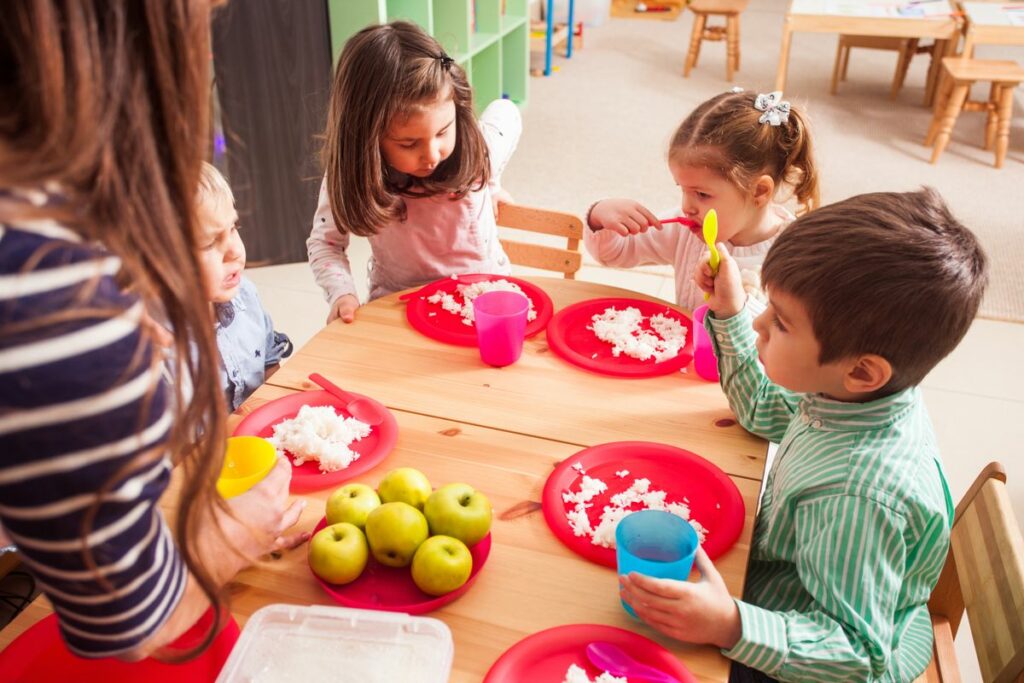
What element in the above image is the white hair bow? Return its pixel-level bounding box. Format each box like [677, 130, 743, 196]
[754, 91, 791, 126]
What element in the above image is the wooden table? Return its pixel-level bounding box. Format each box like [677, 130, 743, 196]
[776, 0, 962, 104]
[0, 278, 768, 682]
[961, 2, 1024, 54]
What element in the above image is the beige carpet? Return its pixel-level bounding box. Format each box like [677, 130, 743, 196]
[510, 0, 1024, 321]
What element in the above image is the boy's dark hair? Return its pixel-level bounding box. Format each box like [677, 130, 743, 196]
[761, 188, 988, 392]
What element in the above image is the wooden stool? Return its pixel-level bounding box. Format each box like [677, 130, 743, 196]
[683, 0, 749, 81]
[925, 58, 1024, 168]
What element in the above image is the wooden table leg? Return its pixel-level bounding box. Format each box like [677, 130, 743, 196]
[775, 22, 793, 92]
[684, 13, 706, 77]
[995, 84, 1014, 169]
[924, 40, 945, 107]
[726, 15, 739, 81]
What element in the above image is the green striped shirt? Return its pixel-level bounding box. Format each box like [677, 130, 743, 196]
[707, 304, 953, 683]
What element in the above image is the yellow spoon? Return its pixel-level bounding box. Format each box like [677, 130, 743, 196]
[703, 209, 720, 301]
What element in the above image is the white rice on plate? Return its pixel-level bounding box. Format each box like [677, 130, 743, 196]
[268, 404, 371, 473]
[563, 664, 626, 683]
[561, 463, 708, 549]
[425, 278, 538, 326]
[587, 306, 687, 362]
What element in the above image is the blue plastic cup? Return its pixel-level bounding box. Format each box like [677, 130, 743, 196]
[616, 510, 699, 617]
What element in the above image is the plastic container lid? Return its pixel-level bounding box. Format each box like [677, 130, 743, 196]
[216, 604, 453, 683]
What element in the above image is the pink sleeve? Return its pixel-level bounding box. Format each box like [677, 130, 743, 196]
[582, 218, 682, 269]
[306, 178, 357, 307]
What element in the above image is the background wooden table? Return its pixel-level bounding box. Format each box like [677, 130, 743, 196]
[961, 2, 1024, 55]
[0, 278, 768, 682]
[776, 0, 961, 103]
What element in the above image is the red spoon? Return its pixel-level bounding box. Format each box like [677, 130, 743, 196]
[308, 373, 385, 426]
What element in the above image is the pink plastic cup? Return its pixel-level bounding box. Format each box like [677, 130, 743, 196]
[473, 290, 529, 367]
[691, 304, 720, 382]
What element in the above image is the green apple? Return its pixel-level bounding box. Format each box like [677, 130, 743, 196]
[307, 522, 368, 585]
[423, 483, 492, 546]
[377, 467, 432, 510]
[364, 501, 429, 567]
[325, 483, 381, 529]
[411, 535, 473, 596]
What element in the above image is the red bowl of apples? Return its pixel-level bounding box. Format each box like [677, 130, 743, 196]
[307, 470, 493, 614]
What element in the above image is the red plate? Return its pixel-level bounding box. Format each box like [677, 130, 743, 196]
[483, 624, 697, 683]
[0, 608, 238, 683]
[546, 298, 693, 378]
[404, 274, 554, 346]
[308, 517, 491, 614]
[542, 442, 745, 568]
[232, 390, 398, 493]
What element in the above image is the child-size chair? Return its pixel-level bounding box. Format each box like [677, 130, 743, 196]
[925, 58, 1024, 168]
[683, 0, 750, 81]
[912, 462, 1024, 683]
[496, 204, 583, 279]
[830, 35, 933, 99]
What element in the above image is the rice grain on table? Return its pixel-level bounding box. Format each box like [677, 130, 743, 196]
[268, 405, 371, 473]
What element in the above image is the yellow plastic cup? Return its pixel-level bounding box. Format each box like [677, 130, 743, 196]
[216, 436, 278, 499]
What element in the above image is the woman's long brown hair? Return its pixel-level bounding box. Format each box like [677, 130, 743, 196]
[0, 1, 227, 659]
[322, 21, 490, 237]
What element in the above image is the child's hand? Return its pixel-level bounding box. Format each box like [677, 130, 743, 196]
[619, 547, 742, 650]
[492, 188, 514, 218]
[328, 294, 359, 324]
[694, 244, 745, 318]
[588, 198, 661, 236]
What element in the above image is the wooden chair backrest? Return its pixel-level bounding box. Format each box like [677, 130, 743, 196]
[926, 462, 1024, 683]
[496, 203, 583, 279]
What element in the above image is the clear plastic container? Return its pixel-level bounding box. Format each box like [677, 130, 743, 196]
[216, 604, 454, 683]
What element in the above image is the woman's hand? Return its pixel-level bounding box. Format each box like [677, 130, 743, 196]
[619, 547, 742, 650]
[588, 198, 661, 236]
[328, 294, 359, 324]
[204, 458, 309, 583]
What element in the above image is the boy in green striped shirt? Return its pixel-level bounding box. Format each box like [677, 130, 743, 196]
[620, 189, 988, 682]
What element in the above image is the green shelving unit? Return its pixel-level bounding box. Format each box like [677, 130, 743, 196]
[327, 0, 529, 111]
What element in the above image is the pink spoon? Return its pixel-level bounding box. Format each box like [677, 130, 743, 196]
[660, 217, 700, 234]
[308, 373, 385, 426]
[585, 641, 684, 683]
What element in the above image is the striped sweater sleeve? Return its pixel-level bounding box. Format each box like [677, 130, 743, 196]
[705, 301, 800, 443]
[724, 494, 910, 682]
[0, 227, 186, 658]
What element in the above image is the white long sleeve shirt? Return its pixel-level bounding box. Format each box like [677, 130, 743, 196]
[583, 204, 794, 311]
[307, 99, 521, 306]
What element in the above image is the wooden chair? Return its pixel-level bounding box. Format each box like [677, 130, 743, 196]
[925, 58, 1024, 168]
[496, 203, 583, 279]
[831, 35, 933, 99]
[683, 0, 749, 81]
[912, 462, 1024, 683]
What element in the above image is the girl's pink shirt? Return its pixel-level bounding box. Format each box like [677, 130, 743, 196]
[307, 99, 521, 306]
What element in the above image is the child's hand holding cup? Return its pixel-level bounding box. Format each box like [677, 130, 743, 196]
[616, 510, 698, 618]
